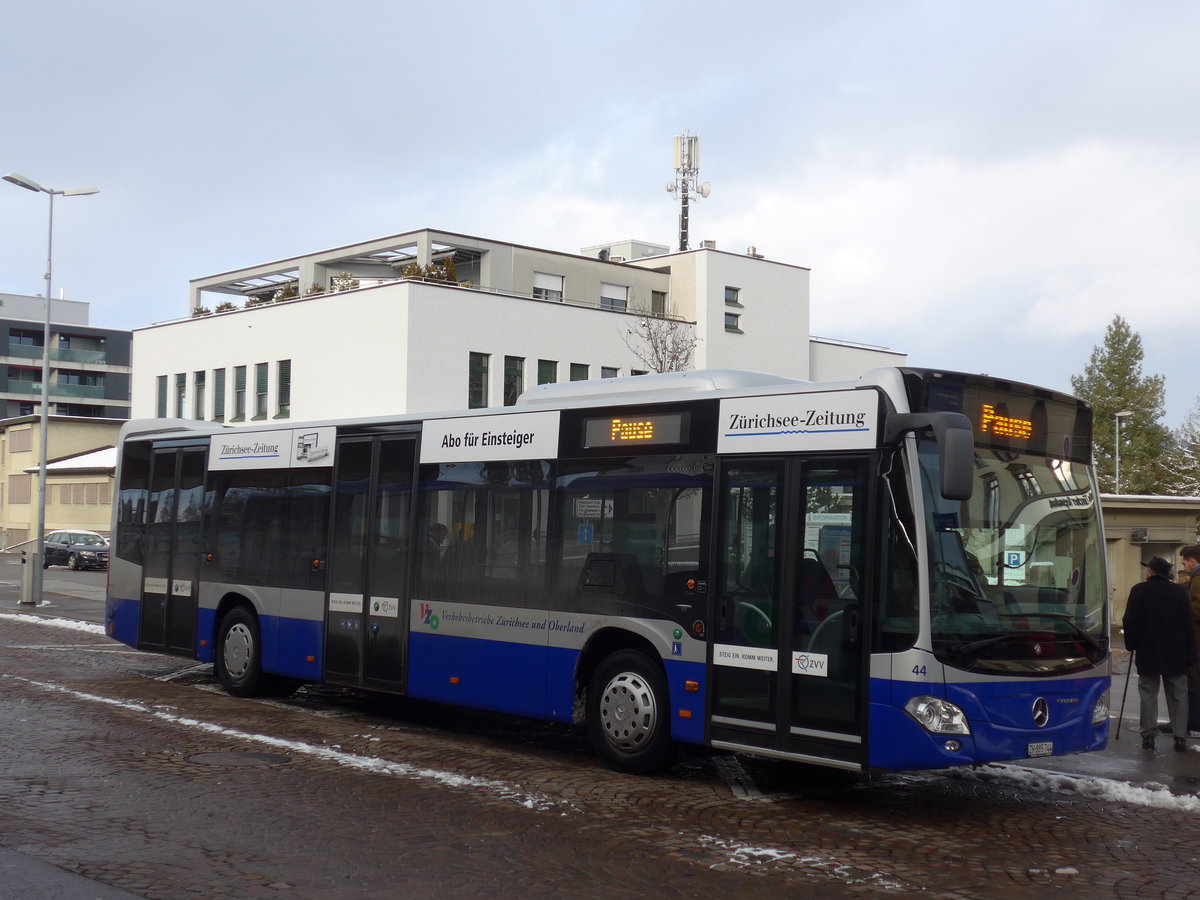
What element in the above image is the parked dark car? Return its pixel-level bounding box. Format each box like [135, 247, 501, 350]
[43, 530, 110, 570]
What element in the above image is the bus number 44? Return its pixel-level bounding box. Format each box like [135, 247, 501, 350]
[912, 665, 927, 677]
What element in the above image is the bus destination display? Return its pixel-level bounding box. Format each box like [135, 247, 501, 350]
[583, 411, 688, 448]
[979, 403, 1033, 440]
[923, 377, 1091, 462]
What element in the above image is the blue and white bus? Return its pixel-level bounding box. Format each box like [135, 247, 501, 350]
[105, 367, 1110, 775]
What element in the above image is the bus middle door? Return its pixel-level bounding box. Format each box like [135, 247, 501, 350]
[710, 456, 871, 771]
[324, 435, 416, 692]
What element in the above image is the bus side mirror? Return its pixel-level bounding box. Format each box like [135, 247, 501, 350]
[884, 411, 974, 502]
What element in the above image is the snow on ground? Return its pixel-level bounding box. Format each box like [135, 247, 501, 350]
[1, 611, 105, 636]
[947, 761, 1200, 813]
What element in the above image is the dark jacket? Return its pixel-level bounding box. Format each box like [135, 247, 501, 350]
[1123, 574, 1197, 677]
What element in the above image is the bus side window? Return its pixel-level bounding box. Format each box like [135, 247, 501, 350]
[415, 461, 551, 607]
[875, 460, 919, 653]
[557, 455, 711, 620]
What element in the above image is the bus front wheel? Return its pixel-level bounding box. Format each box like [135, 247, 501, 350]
[216, 607, 265, 698]
[586, 650, 673, 775]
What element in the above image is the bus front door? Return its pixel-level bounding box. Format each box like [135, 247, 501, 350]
[140, 446, 206, 656]
[710, 456, 872, 771]
[324, 435, 416, 692]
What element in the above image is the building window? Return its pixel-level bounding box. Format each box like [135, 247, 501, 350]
[537, 359, 557, 385]
[570, 363, 588, 382]
[56, 404, 102, 417]
[233, 366, 246, 420]
[532, 272, 564, 302]
[18, 403, 34, 416]
[156, 376, 168, 417]
[725, 313, 742, 332]
[10, 473, 31, 505]
[468, 352, 489, 408]
[58, 371, 101, 386]
[174, 373, 186, 417]
[8, 366, 39, 383]
[254, 363, 268, 418]
[725, 286, 741, 306]
[503, 356, 524, 406]
[1010, 464, 1043, 499]
[194, 371, 206, 419]
[651, 291, 668, 315]
[600, 283, 628, 312]
[213, 368, 226, 421]
[277, 360, 291, 418]
[632, 369, 648, 376]
[9, 328, 41, 348]
[601, 366, 619, 379]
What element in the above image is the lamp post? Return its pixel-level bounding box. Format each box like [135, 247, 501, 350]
[3, 172, 99, 605]
[1114, 409, 1132, 495]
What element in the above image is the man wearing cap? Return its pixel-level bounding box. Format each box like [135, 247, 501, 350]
[1123, 556, 1196, 751]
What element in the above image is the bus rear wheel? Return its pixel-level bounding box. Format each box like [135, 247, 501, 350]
[216, 607, 265, 697]
[587, 650, 673, 775]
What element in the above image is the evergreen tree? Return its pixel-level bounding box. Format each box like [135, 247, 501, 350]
[1069, 315, 1173, 494]
[1169, 395, 1200, 497]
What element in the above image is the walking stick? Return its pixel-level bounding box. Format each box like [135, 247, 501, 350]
[1116, 650, 1133, 740]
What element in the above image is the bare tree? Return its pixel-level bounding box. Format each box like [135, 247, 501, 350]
[620, 306, 699, 373]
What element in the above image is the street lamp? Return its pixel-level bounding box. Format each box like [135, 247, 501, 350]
[1114, 409, 1132, 495]
[3, 172, 99, 605]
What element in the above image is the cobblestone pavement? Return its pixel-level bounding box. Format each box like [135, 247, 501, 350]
[2, 611, 1199, 899]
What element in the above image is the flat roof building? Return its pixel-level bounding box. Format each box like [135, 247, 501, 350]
[0, 292, 132, 420]
[133, 228, 904, 423]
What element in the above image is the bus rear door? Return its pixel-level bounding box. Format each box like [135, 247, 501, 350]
[140, 446, 206, 656]
[710, 456, 873, 771]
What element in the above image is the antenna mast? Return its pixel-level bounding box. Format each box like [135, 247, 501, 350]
[665, 130, 711, 251]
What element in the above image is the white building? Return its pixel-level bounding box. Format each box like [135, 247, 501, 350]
[132, 228, 904, 422]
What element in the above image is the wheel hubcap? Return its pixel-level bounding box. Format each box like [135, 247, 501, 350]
[599, 671, 657, 752]
[223, 623, 253, 680]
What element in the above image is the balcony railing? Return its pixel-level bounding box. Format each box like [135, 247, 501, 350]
[55, 347, 108, 364]
[4, 344, 109, 365]
[4, 381, 104, 398]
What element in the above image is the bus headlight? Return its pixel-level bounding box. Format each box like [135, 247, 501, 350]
[904, 696, 971, 735]
[1092, 692, 1109, 725]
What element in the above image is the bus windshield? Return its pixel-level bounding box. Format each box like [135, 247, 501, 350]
[917, 437, 1108, 675]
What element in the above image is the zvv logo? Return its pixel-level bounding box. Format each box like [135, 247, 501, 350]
[420, 603, 439, 630]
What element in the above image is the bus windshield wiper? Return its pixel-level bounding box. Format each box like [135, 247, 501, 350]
[950, 631, 1025, 657]
[996, 612, 1104, 654]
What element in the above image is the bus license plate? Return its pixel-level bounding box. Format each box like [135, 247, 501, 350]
[1026, 741, 1053, 758]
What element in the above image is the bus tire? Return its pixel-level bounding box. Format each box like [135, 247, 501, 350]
[586, 649, 673, 775]
[216, 607, 265, 697]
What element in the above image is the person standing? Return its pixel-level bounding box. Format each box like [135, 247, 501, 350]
[1122, 556, 1196, 751]
[1178, 545, 1200, 734]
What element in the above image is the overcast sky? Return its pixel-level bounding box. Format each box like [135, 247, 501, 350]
[3, 0, 1198, 426]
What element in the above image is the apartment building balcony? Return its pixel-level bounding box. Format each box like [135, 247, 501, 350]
[5, 345, 110, 365]
[6, 381, 106, 400]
